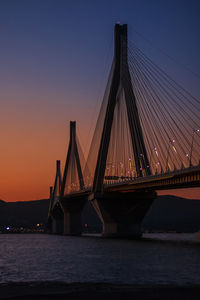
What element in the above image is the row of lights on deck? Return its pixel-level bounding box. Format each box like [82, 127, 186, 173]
[105, 128, 200, 183]
[54, 128, 200, 190]
[155, 129, 200, 173]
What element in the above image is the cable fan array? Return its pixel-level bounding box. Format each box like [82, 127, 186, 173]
[84, 41, 200, 187]
[128, 42, 200, 176]
[63, 131, 87, 194]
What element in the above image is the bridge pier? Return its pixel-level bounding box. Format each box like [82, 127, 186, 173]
[51, 205, 64, 234]
[102, 222, 142, 238]
[52, 217, 63, 234]
[90, 191, 156, 238]
[61, 195, 87, 235]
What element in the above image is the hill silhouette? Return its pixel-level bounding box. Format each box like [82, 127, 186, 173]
[0, 199, 49, 228]
[142, 195, 200, 232]
[0, 196, 200, 232]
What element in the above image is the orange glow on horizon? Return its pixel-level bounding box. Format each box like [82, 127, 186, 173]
[0, 95, 95, 202]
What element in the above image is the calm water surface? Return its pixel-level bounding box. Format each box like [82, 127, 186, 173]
[0, 234, 199, 285]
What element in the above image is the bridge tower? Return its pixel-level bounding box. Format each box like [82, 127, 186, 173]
[47, 186, 53, 218]
[50, 160, 64, 234]
[60, 121, 87, 235]
[90, 24, 156, 237]
[46, 186, 53, 232]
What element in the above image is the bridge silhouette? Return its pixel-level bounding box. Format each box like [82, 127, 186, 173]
[47, 24, 200, 237]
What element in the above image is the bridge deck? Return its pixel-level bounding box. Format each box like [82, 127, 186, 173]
[105, 165, 200, 192]
[65, 166, 200, 198]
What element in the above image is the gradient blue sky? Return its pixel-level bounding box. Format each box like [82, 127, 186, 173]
[0, 0, 200, 201]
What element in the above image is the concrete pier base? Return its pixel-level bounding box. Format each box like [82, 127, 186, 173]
[61, 194, 88, 236]
[91, 191, 156, 238]
[51, 204, 64, 234]
[102, 223, 142, 238]
[63, 211, 82, 235]
[52, 217, 64, 234]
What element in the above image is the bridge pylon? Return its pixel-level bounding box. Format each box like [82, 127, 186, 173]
[60, 121, 87, 235]
[90, 24, 156, 238]
[47, 186, 53, 218]
[93, 24, 151, 194]
[50, 160, 64, 234]
[46, 186, 53, 232]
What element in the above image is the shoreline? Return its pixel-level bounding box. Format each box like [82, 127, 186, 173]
[1, 282, 200, 300]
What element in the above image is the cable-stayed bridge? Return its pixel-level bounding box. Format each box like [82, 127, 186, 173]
[48, 24, 200, 237]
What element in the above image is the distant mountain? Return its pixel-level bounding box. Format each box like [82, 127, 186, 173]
[142, 195, 200, 232]
[0, 196, 200, 232]
[0, 199, 49, 228]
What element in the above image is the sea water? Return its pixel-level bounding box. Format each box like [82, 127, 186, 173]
[0, 233, 199, 285]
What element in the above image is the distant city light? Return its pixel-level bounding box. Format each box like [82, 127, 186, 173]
[36, 224, 40, 227]
[6, 226, 10, 231]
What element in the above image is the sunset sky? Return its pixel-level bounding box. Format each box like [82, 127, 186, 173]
[1, 0, 200, 202]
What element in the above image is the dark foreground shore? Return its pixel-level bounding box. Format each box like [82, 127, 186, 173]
[0, 283, 200, 300]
